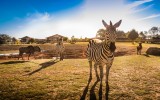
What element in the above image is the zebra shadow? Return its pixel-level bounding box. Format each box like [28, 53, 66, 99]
[143, 54, 150, 57]
[0, 61, 29, 64]
[80, 74, 103, 100]
[26, 60, 59, 75]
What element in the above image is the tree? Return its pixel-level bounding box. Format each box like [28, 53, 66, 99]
[27, 38, 35, 44]
[128, 29, 138, 44]
[139, 31, 146, 39]
[12, 37, 17, 44]
[0, 34, 11, 44]
[116, 30, 126, 38]
[96, 29, 106, 38]
[63, 37, 68, 41]
[69, 36, 76, 44]
[148, 27, 159, 37]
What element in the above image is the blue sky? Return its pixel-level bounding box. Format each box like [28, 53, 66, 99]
[0, 0, 160, 39]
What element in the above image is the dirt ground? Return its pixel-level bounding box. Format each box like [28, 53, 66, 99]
[0, 43, 149, 60]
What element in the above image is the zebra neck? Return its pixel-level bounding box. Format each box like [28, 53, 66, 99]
[103, 41, 116, 52]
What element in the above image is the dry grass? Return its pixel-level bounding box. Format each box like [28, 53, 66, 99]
[0, 55, 160, 100]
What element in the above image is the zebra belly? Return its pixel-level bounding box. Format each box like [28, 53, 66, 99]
[88, 51, 114, 66]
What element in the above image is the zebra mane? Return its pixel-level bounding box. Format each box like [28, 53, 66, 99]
[88, 39, 116, 52]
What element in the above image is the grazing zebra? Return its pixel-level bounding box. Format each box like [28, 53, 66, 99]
[137, 43, 142, 55]
[18, 45, 41, 60]
[55, 37, 65, 61]
[86, 19, 122, 99]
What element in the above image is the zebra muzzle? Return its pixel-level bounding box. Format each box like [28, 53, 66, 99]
[109, 42, 116, 52]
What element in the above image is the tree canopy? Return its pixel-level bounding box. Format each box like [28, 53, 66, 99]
[148, 26, 160, 37]
[0, 34, 11, 44]
[96, 29, 106, 38]
[128, 29, 138, 43]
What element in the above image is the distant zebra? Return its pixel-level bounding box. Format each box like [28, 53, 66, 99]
[55, 37, 65, 61]
[18, 45, 41, 60]
[137, 43, 142, 55]
[86, 19, 122, 99]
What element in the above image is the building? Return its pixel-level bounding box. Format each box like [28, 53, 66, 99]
[19, 36, 32, 44]
[35, 39, 47, 44]
[46, 34, 64, 43]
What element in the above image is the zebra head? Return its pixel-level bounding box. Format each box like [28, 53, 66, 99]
[102, 20, 122, 42]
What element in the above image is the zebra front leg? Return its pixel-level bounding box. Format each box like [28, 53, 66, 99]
[105, 65, 111, 100]
[60, 52, 64, 61]
[94, 63, 100, 81]
[89, 61, 92, 80]
[99, 66, 103, 82]
[61, 52, 64, 60]
[60, 53, 62, 61]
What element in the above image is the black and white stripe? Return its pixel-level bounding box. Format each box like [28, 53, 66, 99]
[86, 19, 122, 99]
[86, 40, 115, 65]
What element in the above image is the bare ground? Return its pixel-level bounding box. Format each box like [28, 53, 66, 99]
[0, 42, 157, 60]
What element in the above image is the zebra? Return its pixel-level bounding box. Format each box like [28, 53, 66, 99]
[18, 45, 41, 60]
[137, 43, 142, 55]
[86, 19, 122, 99]
[55, 37, 65, 61]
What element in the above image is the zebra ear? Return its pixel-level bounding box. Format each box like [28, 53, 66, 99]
[102, 20, 109, 28]
[114, 20, 122, 28]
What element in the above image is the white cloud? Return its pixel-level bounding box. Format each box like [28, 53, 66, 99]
[126, 0, 153, 9]
[130, 4, 154, 14]
[4, 0, 160, 39]
[138, 14, 160, 21]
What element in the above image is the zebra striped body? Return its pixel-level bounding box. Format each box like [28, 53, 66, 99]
[55, 42, 65, 54]
[86, 19, 122, 99]
[55, 37, 65, 61]
[86, 40, 114, 66]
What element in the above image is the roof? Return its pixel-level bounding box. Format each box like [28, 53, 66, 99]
[19, 36, 32, 39]
[47, 34, 64, 38]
